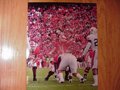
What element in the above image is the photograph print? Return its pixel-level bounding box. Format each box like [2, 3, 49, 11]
[26, 2, 98, 90]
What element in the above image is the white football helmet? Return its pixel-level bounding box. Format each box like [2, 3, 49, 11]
[90, 27, 97, 34]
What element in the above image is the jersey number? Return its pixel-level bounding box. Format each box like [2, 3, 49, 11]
[94, 39, 98, 46]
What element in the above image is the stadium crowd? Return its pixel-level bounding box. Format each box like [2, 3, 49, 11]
[27, 3, 97, 62]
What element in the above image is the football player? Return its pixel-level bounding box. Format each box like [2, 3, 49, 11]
[82, 27, 98, 86]
[27, 55, 38, 81]
[57, 52, 84, 83]
[44, 55, 72, 81]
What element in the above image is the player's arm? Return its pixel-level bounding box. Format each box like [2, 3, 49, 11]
[82, 41, 91, 56]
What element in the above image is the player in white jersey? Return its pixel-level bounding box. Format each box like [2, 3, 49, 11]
[82, 27, 98, 86]
[57, 52, 84, 83]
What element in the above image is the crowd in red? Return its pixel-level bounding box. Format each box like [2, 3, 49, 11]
[27, 3, 97, 63]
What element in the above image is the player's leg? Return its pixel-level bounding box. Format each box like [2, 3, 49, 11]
[45, 70, 54, 81]
[32, 66, 37, 81]
[68, 73, 72, 83]
[65, 66, 70, 81]
[83, 67, 91, 80]
[72, 73, 84, 83]
[65, 67, 73, 83]
[58, 60, 68, 83]
[83, 55, 92, 80]
[92, 68, 98, 86]
[92, 50, 98, 86]
[45, 62, 55, 81]
[70, 59, 84, 83]
[54, 62, 59, 78]
[58, 71, 64, 83]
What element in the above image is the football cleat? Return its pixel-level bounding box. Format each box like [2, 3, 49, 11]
[80, 78, 84, 83]
[65, 78, 69, 81]
[33, 78, 37, 81]
[92, 83, 98, 86]
[59, 80, 64, 83]
[69, 79, 72, 83]
[59, 79, 65, 83]
[83, 78, 87, 82]
[44, 77, 49, 81]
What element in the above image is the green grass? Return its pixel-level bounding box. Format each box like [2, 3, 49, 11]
[27, 68, 97, 90]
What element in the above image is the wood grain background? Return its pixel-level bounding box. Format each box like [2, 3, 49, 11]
[0, 0, 27, 90]
[0, 0, 120, 90]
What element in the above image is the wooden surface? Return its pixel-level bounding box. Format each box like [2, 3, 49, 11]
[29, 0, 97, 3]
[0, 0, 27, 90]
[98, 0, 120, 90]
[0, 0, 120, 90]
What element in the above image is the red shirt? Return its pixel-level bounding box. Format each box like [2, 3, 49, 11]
[34, 46, 40, 55]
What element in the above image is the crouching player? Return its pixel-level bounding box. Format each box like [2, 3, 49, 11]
[44, 55, 72, 81]
[57, 52, 84, 83]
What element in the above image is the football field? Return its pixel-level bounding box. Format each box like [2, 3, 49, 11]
[27, 68, 97, 90]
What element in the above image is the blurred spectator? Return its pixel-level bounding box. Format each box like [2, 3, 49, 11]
[27, 3, 97, 64]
